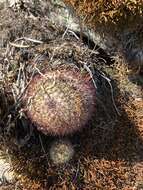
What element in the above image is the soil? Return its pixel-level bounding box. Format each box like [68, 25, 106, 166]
[0, 1, 143, 190]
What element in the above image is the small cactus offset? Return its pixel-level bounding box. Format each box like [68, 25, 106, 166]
[23, 64, 96, 136]
[50, 139, 74, 165]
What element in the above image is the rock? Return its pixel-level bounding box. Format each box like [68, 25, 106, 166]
[0, 151, 15, 185]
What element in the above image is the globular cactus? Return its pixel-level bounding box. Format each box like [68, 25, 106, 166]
[23, 64, 96, 136]
[50, 139, 74, 165]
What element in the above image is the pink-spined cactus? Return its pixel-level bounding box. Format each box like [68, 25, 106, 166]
[24, 65, 96, 136]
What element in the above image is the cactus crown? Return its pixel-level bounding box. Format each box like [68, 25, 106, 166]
[50, 139, 74, 165]
[24, 65, 96, 136]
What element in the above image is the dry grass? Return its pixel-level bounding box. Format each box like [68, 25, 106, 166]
[64, 0, 142, 24]
[0, 1, 143, 190]
[64, 0, 143, 56]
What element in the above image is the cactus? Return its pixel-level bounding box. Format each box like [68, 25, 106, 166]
[24, 65, 96, 136]
[50, 139, 74, 165]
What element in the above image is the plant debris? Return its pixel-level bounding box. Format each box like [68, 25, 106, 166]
[0, 1, 142, 190]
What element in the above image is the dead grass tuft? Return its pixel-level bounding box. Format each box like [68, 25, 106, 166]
[64, 0, 142, 25]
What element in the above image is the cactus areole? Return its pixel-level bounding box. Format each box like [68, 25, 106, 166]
[24, 65, 96, 136]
